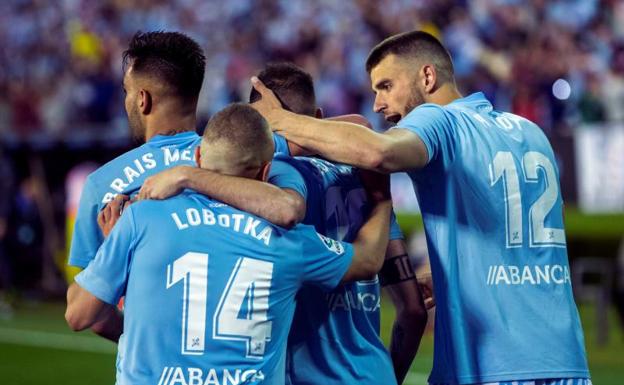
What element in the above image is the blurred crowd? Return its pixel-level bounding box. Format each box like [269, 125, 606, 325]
[2, 0, 624, 307]
[2, 0, 624, 144]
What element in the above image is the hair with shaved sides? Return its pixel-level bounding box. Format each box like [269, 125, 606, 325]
[366, 30, 455, 85]
[249, 62, 317, 117]
[203, 103, 274, 161]
[123, 31, 206, 103]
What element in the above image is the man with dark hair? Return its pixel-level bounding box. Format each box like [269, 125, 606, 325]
[66, 103, 394, 385]
[138, 62, 428, 385]
[69, 31, 297, 347]
[251, 31, 591, 385]
[66, 31, 206, 340]
[249, 62, 317, 117]
[365, 30, 455, 88]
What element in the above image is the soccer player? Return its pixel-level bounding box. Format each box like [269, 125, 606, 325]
[138, 62, 427, 385]
[65, 104, 393, 385]
[66, 31, 206, 340]
[67, 31, 293, 339]
[251, 31, 591, 385]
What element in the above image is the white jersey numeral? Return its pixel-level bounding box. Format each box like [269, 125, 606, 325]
[489, 151, 566, 248]
[522, 152, 566, 246]
[490, 152, 523, 248]
[214, 257, 273, 359]
[166, 253, 274, 357]
[166, 252, 208, 355]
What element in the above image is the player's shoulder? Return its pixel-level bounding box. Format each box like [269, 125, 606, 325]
[293, 155, 343, 172]
[279, 222, 318, 248]
[270, 153, 308, 177]
[287, 222, 348, 256]
[127, 190, 212, 225]
[87, 144, 153, 183]
[137, 190, 206, 210]
[272, 152, 295, 165]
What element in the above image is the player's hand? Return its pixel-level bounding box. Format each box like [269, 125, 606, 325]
[137, 166, 190, 201]
[249, 76, 285, 129]
[418, 273, 435, 310]
[359, 169, 391, 203]
[98, 194, 131, 237]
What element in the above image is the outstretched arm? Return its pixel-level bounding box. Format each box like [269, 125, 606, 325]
[138, 166, 305, 228]
[251, 77, 428, 172]
[381, 239, 428, 384]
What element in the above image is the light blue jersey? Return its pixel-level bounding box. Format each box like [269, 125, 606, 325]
[273, 133, 290, 155]
[69, 132, 290, 269]
[75, 191, 354, 385]
[269, 154, 402, 385]
[68, 132, 201, 268]
[397, 93, 589, 384]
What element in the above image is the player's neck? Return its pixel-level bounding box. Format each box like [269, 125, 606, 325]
[144, 114, 196, 141]
[427, 83, 462, 106]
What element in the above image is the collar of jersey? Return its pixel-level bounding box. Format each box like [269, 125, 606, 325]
[450, 92, 492, 110]
[147, 131, 197, 146]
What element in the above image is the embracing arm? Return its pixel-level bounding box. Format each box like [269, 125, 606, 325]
[251, 77, 429, 172]
[341, 200, 392, 282]
[138, 166, 305, 228]
[381, 239, 428, 384]
[65, 282, 123, 341]
[341, 169, 393, 282]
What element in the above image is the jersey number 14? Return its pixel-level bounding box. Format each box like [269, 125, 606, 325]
[166, 252, 273, 359]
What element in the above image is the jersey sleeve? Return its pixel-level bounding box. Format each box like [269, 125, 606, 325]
[396, 104, 453, 165]
[68, 177, 103, 268]
[389, 209, 404, 240]
[293, 224, 354, 290]
[268, 157, 308, 200]
[272, 133, 290, 155]
[74, 207, 137, 305]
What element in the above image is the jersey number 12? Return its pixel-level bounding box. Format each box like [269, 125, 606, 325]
[489, 151, 566, 248]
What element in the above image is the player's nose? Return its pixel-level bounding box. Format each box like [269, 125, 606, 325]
[373, 95, 386, 114]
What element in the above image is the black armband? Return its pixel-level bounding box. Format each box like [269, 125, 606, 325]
[379, 254, 415, 287]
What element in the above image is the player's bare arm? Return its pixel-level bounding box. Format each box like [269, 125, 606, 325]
[65, 282, 123, 339]
[381, 239, 428, 384]
[341, 170, 392, 282]
[251, 77, 429, 172]
[138, 165, 305, 228]
[89, 307, 124, 343]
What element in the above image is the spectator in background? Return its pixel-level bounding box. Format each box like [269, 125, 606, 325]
[2, 0, 624, 143]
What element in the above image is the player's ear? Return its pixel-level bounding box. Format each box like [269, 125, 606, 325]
[259, 161, 272, 182]
[315, 107, 323, 119]
[138, 89, 152, 114]
[422, 65, 436, 94]
[194, 146, 201, 168]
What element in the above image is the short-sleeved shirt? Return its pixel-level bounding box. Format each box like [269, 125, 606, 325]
[397, 92, 589, 384]
[268, 154, 402, 385]
[76, 191, 353, 385]
[69, 132, 290, 269]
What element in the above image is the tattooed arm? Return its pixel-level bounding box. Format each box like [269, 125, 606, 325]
[381, 239, 428, 384]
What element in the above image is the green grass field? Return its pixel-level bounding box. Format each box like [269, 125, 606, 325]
[0, 300, 622, 385]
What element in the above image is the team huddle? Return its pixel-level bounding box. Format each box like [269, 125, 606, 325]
[64, 30, 591, 385]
